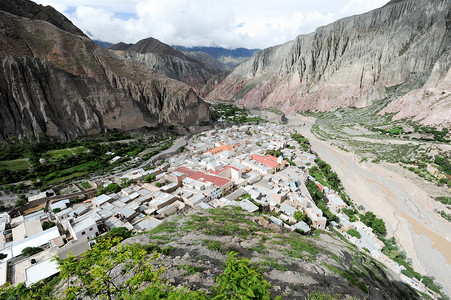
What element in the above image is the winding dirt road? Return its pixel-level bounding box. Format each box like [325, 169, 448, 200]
[287, 115, 451, 296]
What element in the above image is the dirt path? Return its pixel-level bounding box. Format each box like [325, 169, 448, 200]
[287, 114, 451, 296]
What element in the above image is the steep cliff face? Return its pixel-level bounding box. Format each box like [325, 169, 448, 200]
[207, 0, 451, 126]
[0, 52, 211, 141]
[110, 38, 225, 94]
[112, 50, 216, 96]
[0, 7, 212, 141]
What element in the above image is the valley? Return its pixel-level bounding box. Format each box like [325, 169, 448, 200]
[283, 112, 451, 296]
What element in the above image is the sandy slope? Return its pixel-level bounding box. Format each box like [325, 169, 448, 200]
[287, 115, 451, 296]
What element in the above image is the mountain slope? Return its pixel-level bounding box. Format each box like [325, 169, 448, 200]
[206, 0, 451, 126]
[0, 7, 212, 141]
[122, 207, 420, 299]
[0, 0, 86, 37]
[110, 38, 225, 94]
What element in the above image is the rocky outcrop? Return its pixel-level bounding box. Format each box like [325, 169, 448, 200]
[112, 50, 218, 96]
[0, 6, 212, 142]
[0, 52, 211, 141]
[0, 0, 86, 37]
[207, 0, 451, 126]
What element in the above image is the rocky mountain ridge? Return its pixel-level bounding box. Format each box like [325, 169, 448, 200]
[110, 38, 225, 94]
[173, 46, 260, 68]
[206, 0, 451, 126]
[0, 6, 212, 141]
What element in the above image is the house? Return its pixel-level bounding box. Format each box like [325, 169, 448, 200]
[50, 199, 70, 211]
[326, 194, 347, 210]
[185, 193, 207, 207]
[55, 208, 74, 223]
[290, 221, 311, 233]
[187, 171, 233, 197]
[238, 199, 259, 213]
[91, 194, 113, 207]
[133, 217, 162, 231]
[280, 202, 297, 217]
[65, 216, 99, 240]
[165, 171, 186, 184]
[25, 258, 60, 286]
[12, 220, 43, 241]
[269, 216, 283, 227]
[148, 192, 177, 210]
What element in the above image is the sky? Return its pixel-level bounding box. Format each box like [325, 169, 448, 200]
[33, 0, 389, 49]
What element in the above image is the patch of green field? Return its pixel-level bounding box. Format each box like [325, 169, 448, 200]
[79, 181, 92, 189]
[0, 158, 31, 171]
[46, 146, 88, 161]
[44, 161, 99, 184]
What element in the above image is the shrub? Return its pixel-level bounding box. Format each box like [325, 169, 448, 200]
[347, 229, 361, 239]
[22, 247, 43, 257]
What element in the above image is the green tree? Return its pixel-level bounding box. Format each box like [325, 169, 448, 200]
[22, 247, 43, 257]
[55, 237, 164, 300]
[293, 211, 312, 225]
[42, 221, 56, 230]
[143, 174, 156, 183]
[347, 229, 361, 239]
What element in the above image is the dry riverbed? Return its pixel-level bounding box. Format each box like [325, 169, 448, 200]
[285, 114, 451, 296]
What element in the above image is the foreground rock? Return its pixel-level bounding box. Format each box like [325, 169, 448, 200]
[122, 207, 419, 299]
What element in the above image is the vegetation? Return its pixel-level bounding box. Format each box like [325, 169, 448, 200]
[346, 229, 361, 239]
[379, 236, 444, 297]
[95, 183, 121, 196]
[42, 221, 56, 230]
[0, 133, 174, 188]
[291, 133, 311, 151]
[359, 211, 386, 235]
[55, 236, 164, 300]
[293, 210, 312, 225]
[211, 104, 265, 124]
[310, 158, 342, 191]
[213, 252, 275, 300]
[21, 247, 43, 257]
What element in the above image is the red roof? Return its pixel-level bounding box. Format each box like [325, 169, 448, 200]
[315, 183, 323, 192]
[188, 171, 231, 188]
[175, 166, 195, 176]
[207, 165, 240, 176]
[251, 154, 279, 169]
[204, 145, 234, 155]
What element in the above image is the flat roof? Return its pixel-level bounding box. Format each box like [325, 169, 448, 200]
[11, 227, 60, 258]
[25, 258, 59, 286]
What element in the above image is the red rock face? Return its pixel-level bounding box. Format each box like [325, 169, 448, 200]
[206, 0, 451, 127]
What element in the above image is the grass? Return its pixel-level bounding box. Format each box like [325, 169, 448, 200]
[0, 158, 31, 171]
[79, 181, 92, 189]
[178, 264, 204, 276]
[325, 264, 369, 293]
[259, 257, 288, 271]
[46, 146, 88, 161]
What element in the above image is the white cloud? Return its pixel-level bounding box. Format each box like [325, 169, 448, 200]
[33, 0, 389, 49]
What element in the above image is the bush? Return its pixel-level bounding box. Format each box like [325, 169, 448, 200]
[347, 229, 361, 239]
[42, 221, 56, 230]
[213, 251, 273, 299]
[22, 247, 43, 257]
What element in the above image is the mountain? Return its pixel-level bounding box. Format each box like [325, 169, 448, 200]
[0, 4, 212, 142]
[0, 0, 86, 37]
[206, 0, 451, 126]
[93, 40, 114, 48]
[173, 46, 260, 68]
[109, 38, 225, 95]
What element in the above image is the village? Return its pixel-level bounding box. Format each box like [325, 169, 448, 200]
[0, 122, 432, 296]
